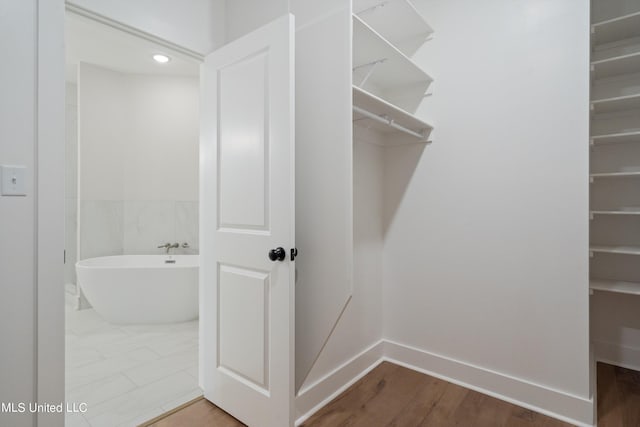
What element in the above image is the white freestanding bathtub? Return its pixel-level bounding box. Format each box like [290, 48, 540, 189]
[76, 255, 198, 324]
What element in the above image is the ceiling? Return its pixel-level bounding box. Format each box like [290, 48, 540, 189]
[65, 12, 199, 83]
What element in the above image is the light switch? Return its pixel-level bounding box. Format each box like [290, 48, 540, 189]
[1, 165, 27, 196]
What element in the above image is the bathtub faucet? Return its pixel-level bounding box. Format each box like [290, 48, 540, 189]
[157, 242, 180, 253]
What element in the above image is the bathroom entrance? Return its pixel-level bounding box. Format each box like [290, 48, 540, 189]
[64, 8, 202, 426]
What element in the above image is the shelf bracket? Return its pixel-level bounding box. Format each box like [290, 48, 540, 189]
[355, 1, 390, 17]
[353, 59, 388, 87]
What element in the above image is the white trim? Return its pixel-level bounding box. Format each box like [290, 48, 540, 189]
[295, 340, 595, 427]
[295, 340, 385, 426]
[594, 340, 640, 372]
[36, 0, 66, 426]
[64, 2, 205, 61]
[383, 340, 594, 427]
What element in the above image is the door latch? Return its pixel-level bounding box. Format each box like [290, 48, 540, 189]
[290, 248, 298, 261]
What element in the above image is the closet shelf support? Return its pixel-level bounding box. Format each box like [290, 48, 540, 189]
[353, 58, 388, 87]
[355, 1, 391, 17]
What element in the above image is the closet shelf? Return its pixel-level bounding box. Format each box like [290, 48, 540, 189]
[590, 93, 640, 114]
[591, 51, 640, 80]
[590, 245, 640, 256]
[353, 86, 432, 142]
[591, 130, 640, 145]
[591, 11, 640, 46]
[590, 170, 640, 179]
[353, 0, 433, 56]
[590, 279, 640, 295]
[353, 14, 432, 91]
[591, 208, 640, 217]
[590, 279, 640, 296]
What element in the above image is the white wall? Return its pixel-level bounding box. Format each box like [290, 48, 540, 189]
[224, 0, 287, 43]
[0, 1, 37, 425]
[78, 63, 199, 260]
[1, 1, 65, 426]
[382, 0, 591, 421]
[67, 0, 225, 54]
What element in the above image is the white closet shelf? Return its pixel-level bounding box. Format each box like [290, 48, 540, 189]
[590, 93, 640, 114]
[591, 208, 640, 216]
[592, 11, 640, 46]
[590, 245, 640, 256]
[353, 86, 432, 142]
[591, 130, 640, 145]
[590, 170, 640, 179]
[353, 14, 432, 91]
[590, 279, 640, 296]
[353, 0, 433, 56]
[591, 51, 640, 80]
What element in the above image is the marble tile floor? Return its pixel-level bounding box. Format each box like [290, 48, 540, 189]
[64, 284, 201, 427]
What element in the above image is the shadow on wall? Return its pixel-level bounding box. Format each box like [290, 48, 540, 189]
[383, 142, 426, 236]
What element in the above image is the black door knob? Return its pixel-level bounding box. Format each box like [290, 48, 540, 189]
[268, 247, 286, 262]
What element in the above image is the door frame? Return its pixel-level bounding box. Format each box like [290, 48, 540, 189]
[38, 4, 205, 425]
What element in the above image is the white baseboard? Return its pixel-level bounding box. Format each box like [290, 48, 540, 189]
[295, 340, 385, 425]
[295, 339, 595, 426]
[594, 340, 640, 372]
[383, 340, 594, 427]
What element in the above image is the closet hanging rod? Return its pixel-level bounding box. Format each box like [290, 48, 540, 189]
[353, 105, 428, 140]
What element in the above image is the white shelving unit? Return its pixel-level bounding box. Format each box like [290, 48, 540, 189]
[351, 0, 433, 145]
[591, 52, 640, 79]
[590, 207, 640, 216]
[590, 245, 640, 256]
[352, 15, 432, 91]
[590, 279, 640, 295]
[591, 11, 640, 46]
[352, 86, 431, 142]
[591, 93, 640, 114]
[590, 170, 640, 179]
[590, 5, 640, 298]
[591, 131, 640, 146]
[354, 0, 433, 56]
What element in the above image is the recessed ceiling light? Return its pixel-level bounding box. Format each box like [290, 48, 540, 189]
[153, 54, 170, 64]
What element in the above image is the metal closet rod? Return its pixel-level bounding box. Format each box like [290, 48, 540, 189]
[353, 105, 427, 140]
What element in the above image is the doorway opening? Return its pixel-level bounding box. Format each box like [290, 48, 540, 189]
[64, 9, 202, 426]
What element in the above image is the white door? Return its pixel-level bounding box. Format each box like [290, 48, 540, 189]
[200, 14, 295, 427]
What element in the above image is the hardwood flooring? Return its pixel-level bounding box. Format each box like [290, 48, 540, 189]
[142, 361, 640, 427]
[143, 398, 244, 427]
[597, 362, 640, 427]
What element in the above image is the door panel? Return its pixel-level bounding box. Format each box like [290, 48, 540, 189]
[218, 264, 269, 390]
[200, 13, 295, 427]
[218, 51, 269, 230]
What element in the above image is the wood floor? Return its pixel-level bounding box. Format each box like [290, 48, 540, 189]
[142, 361, 640, 427]
[598, 362, 640, 427]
